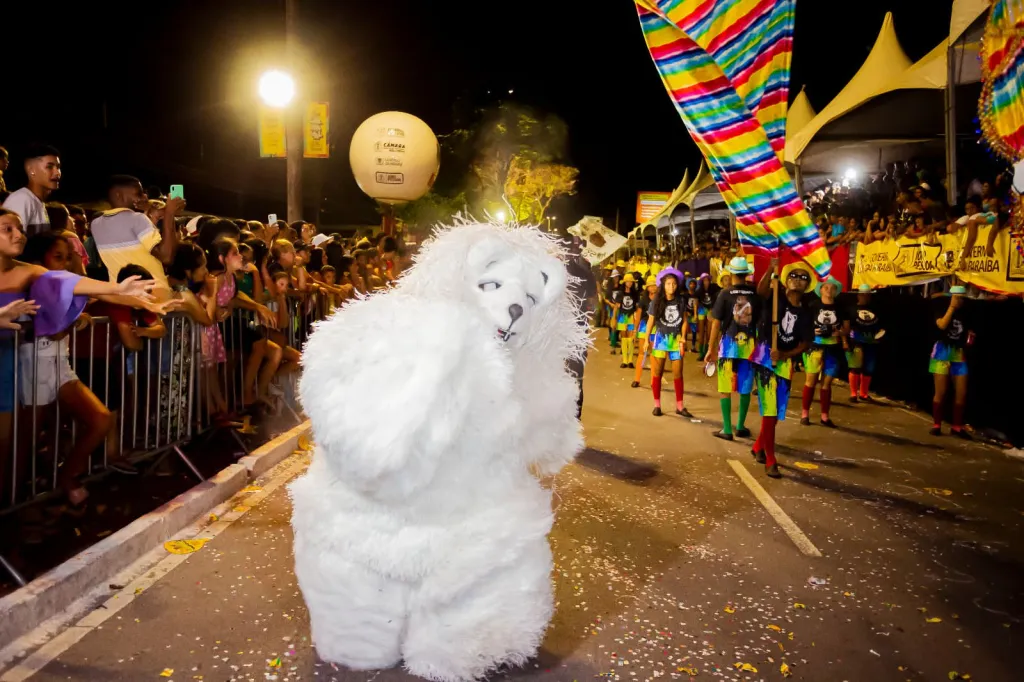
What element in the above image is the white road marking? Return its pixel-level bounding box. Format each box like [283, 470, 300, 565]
[727, 459, 822, 558]
[0, 454, 309, 682]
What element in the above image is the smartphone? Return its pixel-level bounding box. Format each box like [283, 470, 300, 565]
[169, 184, 185, 200]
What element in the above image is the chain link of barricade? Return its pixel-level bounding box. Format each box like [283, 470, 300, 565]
[0, 298, 327, 586]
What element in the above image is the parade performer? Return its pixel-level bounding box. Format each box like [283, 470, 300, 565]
[929, 285, 973, 438]
[751, 261, 813, 478]
[606, 268, 622, 351]
[644, 266, 689, 417]
[563, 237, 597, 419]
[798, 276, 847, 425]
[704, 257, 760, 440]
[615, 273, 640, 368]
[290, 220, 588, 682]
[801, 277, 848, 427]
[846, 283, 884, 402]
[631, 275, 658, 388]
[695, 273, 717, 360]
[684, 277, 700, 352]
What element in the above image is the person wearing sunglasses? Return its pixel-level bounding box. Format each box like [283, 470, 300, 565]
[750, 262, 814, 477]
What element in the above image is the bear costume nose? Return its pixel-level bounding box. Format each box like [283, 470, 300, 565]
[508, 303, 524, 324]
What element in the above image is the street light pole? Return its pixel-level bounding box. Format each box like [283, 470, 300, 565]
[285, 0, 303, 222]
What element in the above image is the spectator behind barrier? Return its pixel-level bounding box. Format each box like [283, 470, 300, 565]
[2, 144, 61, 236]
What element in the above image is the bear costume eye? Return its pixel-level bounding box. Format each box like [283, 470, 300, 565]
[527, 294, 537, 306]
[479, 281, 501, 292]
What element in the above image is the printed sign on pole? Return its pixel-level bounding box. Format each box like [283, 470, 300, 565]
[258, 107, 287, 158]
[304, 102, 330, 158]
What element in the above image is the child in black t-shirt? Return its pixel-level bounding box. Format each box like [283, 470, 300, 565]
[644, 267, 691, 417]
[929, 285, 973, 437]
[631, 276, 659, 388]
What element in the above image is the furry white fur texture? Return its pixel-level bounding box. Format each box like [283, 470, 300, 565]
[290, 220, 589, 681]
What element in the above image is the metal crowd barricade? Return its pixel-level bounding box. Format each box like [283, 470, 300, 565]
[0, 298, 322, 586]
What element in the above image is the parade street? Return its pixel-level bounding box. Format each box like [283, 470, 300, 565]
[6, 338, 1022, 682]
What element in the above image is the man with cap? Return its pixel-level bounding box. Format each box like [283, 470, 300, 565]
[800, 276, 848, 427]
[750, 260, 815, 477]
[846, 283, 884, 403]
[929, 285, 973, 438]
[704, 256, 760, 440]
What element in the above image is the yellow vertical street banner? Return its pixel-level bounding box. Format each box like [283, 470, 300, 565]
[852, 226, 1024, 295]
[258, 107, 287, 158]
[304, 102, 330, 159]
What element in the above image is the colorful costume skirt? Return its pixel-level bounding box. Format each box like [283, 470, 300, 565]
[651, 331, 683, 361]
[845, 343, 878, 374]
[929, 342, 967, 376]
[616, 311, 636, 332]
[755, 365, 791, 420]
[803, 344, 843, 378]
[717, 358, 755, 395]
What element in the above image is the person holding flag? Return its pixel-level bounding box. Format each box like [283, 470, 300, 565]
[751, 260, 814, 477]
[704, 257, 760, 440]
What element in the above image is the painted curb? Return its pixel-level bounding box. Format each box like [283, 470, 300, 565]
[238, 420, 311, 478]
[0, 419, 310, 650]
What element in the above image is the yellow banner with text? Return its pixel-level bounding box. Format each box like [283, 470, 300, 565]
[852, 227, 1024, 295]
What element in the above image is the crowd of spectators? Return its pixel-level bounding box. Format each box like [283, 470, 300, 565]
[0, 143, 408, 512]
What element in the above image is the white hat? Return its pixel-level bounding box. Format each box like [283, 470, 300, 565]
[184, 216, 202, 236]
[310, 233, 333, 248]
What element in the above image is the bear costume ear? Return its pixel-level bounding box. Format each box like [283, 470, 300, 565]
[537, 254, 567, 306]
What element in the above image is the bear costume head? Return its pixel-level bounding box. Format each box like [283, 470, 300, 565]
[297, 220, 590, 502]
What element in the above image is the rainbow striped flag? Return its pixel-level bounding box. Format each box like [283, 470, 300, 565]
[636, 0, 831, 279]
[980, 0, 1024, 164]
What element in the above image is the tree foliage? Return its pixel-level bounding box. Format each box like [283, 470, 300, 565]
[388, 101, 578, 231]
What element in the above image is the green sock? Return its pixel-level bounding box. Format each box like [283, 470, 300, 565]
[719, 397, 733, 434]
[738, 393, 751, 430]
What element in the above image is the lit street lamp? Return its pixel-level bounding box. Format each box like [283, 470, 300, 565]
[259, 70, 295, 108]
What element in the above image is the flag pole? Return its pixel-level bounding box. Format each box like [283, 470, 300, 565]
[771, 257, 780, 354]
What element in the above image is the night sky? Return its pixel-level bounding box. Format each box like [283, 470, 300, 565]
[2, 0, 952, 227]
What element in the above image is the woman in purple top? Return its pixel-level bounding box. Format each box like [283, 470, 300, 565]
[0, 208, 156, 508]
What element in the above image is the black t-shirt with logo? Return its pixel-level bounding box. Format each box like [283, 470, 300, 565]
[619, 288, 639, 315]
[809, 300, 845, 346]
[711, 284, 760, 341]
[609, 288, 623, 306]
[638, 292, 652, 320]
[760, 290, 813, 352]
[934, 300, 971, 347]
[647, 295, 686, 336]
[847, 303, 882, 343]
[685, 292, 699, 319]
[698, 284, 719, 309]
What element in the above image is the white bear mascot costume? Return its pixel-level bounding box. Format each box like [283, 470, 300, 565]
[290, 220, 589, 681]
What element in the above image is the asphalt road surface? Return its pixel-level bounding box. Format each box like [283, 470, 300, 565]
[4, 337, 1022, 682]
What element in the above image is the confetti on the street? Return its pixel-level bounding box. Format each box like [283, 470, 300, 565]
[733, 662, 758, 673]
[926, 617, 943, 623]
[794, 461, 819, 470]
[159, 669, 173, 677]
[163, 539, 208, 555]
[780, 662, 792, 677]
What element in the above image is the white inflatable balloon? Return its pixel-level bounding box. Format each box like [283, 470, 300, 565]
[349, 111, 440, 204]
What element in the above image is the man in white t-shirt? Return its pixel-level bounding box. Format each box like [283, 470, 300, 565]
[90, 175, 183, 288]
[1, 143, 62, 235]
